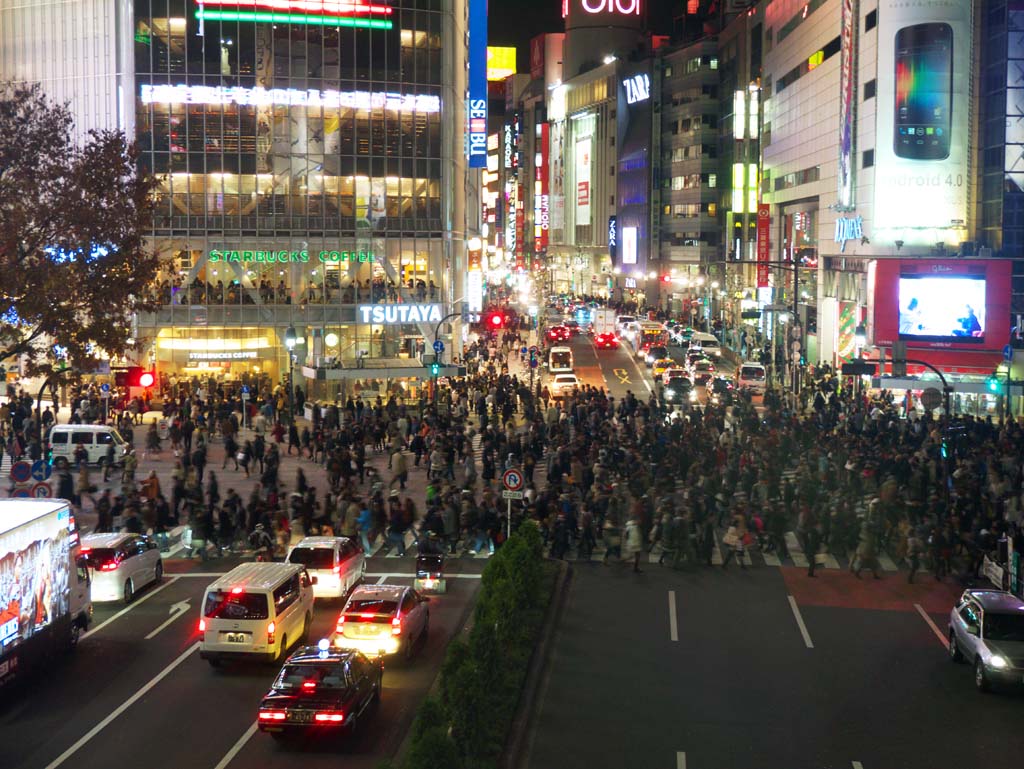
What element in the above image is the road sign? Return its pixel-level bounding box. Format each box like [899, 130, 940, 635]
[520, 346, 528, 356]
[501, 489, 524, 500]
[100, 383, 110, 394]
[30, 461, 51, 482]
[241, 384, 250, 394]
[502, 468, 524, 491]
[31, 482, 52, 498]
[9, 461, 31, 484]
[920, 387, 943, 411]
[529, 345, 538, 353]
[11, 487, 31, 498]
[529, 358, 538, 369]
[1004, 344, 1014, 362]
[433, 340, 445, 354]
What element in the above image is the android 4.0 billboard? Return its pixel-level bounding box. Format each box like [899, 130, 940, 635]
[873, 1, 973, 247]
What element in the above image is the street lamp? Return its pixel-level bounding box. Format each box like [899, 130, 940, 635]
[284, 325, 297, 423]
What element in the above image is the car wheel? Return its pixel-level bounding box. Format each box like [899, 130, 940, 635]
[301, 613, 311, 641]
[975, 659, 990, 692]
[123, 579, 134, 604]
[154, 560, 163, 582]
[949, 633, 963, 663]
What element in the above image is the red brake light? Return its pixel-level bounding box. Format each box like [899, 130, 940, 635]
[332, 565, 341, 575]
[302, 681, 317, 690]
[198, 618, 206, 633]
[360, 612, 375, 619]
[230, 587, 243, 595]
[100, 561, 119, 571]
[314, 712, 345, 723]
[391, 616, 402, 636]
[267, 621, 276, 644]
[335, 614, 345, 634]
[259, 710, 287, 721]
[80, 546, 91, 553]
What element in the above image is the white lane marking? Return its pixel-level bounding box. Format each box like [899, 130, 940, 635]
[877, 553, 899, 572]
[156, 572, 485, 580]
[852, 762, 864, 769]
[81, 576, 181, 640]
[677, 751, 687, 769]
[376, 575, 389, 584]
[914, 603, 948, 647]
[784, 531, 809, 569]
[43, 643, 200, 769]
[787, 595, 814, 649]
[367, 572, 482, 580]
[144, 600, 192, 640]
[761, 549, 781, 567]
[213, 721, 259, 769]
[668, 591, 678, 642]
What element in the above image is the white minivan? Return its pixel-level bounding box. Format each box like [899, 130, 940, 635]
[80, 533, 163, 603]
[48, 425, 127, 466]
[736, 362, 768, 394]
[286, 536, 366, 600]
[689, 332, 722, 358]
[199, 563, 315, 667]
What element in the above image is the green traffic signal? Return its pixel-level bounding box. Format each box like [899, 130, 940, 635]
[987, 373, 1002, 393]
[430, 363, 440, 376]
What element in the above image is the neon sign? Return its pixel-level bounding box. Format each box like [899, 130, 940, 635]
[196, 0, 393, 29]
[141, 84, 440, 113]
[467, 0, 488, 168]
[623, 73, 650, 104]
[358, 304, 444, 324]
[208, 249, 376, 263]
[581, 0, 639, 14]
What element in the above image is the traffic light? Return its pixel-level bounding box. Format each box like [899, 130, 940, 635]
[125, 366, 156, 388]
[987, 372, 1002, 393]
[661, 274, 672, 284]
[430, 362, 440, 377]
[486, 312, 505, 330]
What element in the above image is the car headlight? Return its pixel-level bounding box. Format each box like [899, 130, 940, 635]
[665, 388, 675, 399]
[989, 654, 1009, 669]
[689, 390, 697, 401]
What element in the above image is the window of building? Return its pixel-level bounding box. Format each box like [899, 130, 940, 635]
[707, 173, 717, 188]
[862, 149, 874, 168]
[775, 36, 841, 94]
[865, 9, 877, 32]
[773, 165, 821, 191]
[864, 79, 876, 100]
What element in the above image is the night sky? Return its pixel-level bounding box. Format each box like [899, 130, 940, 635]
[488, 0, 682, 64]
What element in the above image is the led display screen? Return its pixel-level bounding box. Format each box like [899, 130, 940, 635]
[898, 275, 985, 341]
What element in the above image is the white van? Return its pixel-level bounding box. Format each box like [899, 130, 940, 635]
[48, 425, 127, 466]
[689, 332, 722, 358]
[736, 362, 768, 393]
[547, 346, 574, 374]
[286, 536, 366, 600]
[199, 562, 315, 666]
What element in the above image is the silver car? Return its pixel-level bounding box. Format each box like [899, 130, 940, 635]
[948, 589, 1024, 692]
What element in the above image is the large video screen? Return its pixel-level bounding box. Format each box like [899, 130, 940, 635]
[898, 275, 986, 342]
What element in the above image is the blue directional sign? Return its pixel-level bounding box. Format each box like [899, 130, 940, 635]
[433, 340, 445, 354]
[1004, 344, 1014, 363]
[30, 461, 52, 482]
[241, 384, 250, 393]
[100, 383, 110, 394]
[521, 346, 528, 356]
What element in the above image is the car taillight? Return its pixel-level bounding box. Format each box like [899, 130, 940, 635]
[100, 561, 119, 571]
[391, 616, 402, 636]
[332, 565, 341, 575]
[314, 711, 345, 723]
[198, 618, 206, 633]
[302, 681, 317, 691]
[335, 615, 345, 635]
[267, 621, 276, 644]
[258, 710, 287, 721]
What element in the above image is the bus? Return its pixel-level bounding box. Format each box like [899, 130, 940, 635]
[634, 323, 668, 359]
[548, 346, 574, 373]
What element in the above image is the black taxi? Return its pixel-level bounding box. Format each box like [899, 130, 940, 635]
[258, 640, 382, 741]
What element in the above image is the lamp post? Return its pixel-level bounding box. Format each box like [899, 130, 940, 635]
[284, 325, 297, 423]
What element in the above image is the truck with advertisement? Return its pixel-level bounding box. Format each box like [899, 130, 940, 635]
[592, 308, 617, 337]
[0, 500, 92, 688]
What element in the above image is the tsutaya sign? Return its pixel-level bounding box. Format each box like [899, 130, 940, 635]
[358, 304, 444, 324]
[581, 0, 639, 13]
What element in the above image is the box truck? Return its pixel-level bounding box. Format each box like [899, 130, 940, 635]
[592, 308, 617, 336]
[1, 500, 92, 688]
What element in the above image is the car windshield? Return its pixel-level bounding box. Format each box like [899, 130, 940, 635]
[984, 612, 1024, 641]
[288, 547, 335, 569]
[204, 590, 270, 620]
[740, 367, 765, 380]
[274, 662, 349, 690]
[667, 378, 691, 389]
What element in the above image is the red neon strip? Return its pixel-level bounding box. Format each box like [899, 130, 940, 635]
[199, 0, 393, 15]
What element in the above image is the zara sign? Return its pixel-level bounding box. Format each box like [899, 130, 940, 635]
[581, 0, 639, 14]
[623, 73, 650, 105]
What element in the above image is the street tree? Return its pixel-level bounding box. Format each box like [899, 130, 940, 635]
[0, 82, 159, 383]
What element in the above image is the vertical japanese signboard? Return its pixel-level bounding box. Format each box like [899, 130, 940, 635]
[467, 0, 487, 168]
[837, 0, 858, 208]
[575, 138, 591, 225]
[534, 123, 550, 256]
[756, 203, 770, 288]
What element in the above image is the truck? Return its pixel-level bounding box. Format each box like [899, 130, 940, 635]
[1, 499, 92, 688]
[592, 308, 617, 336]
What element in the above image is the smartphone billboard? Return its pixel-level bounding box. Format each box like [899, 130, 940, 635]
[873, 1, 973, 246]
[872, 259, 1012, 352]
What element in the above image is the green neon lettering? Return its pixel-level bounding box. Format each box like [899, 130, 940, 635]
[209, 250, 222, 261]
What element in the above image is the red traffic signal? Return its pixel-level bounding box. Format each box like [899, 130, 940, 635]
[661, 274, 673, 283]
[486, 312, 505, 329]
[138, 370, 155, 388]
[126, 366, 156, 388]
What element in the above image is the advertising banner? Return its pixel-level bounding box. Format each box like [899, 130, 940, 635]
[871, 259, 1012, 351]
[837, 301, 858, 362]
[873, 0, 973, 245]
[756, 203, 770, 288]
[534, 123, 550, 255]
[837, 0, 858, 208]
[575, 138, 591, 225]
[467, 0, 488, 168]
[530, 35, 546, 80]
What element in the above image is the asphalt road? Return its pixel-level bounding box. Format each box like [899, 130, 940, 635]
[524, 563, 1024, 769]
[1, 554, 483, 769]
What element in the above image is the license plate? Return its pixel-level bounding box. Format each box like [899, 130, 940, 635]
[353, 625, 381, 638]
[226, 633, 247, 643]
[290, 711, 313, 723]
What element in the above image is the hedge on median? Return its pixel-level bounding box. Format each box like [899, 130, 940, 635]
[386, 520, 554, 769]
